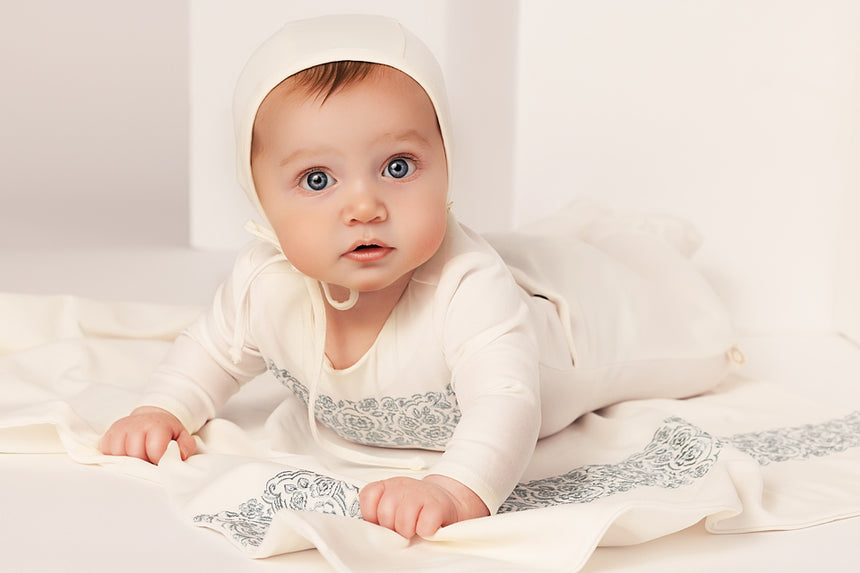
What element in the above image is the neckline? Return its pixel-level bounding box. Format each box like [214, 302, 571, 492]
[322, 290, 401, 374]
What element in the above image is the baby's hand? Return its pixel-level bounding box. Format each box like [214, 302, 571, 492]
[359, 474, 489, 539]
[99, 406, 196, 464]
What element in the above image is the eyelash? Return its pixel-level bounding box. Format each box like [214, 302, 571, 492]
[296, 167, 335, 193]
[293, 153, 421, 189]
[384, 154, 420, 177]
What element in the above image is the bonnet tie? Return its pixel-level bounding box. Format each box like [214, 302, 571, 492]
[305, 273, 427, 470]
[235, 220, 426, 470]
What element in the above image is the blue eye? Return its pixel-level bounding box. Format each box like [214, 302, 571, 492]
[300, 170, 335, 192]
[383, 157, 415, 179]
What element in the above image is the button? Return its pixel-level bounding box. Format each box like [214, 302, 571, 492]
[727, 345, 746, 365]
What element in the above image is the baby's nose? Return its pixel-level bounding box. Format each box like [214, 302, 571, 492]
[343, 181, 387, 224]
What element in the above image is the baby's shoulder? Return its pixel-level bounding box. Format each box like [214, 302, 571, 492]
[415, 221, 508, 285]
[411, 221, 522, 316]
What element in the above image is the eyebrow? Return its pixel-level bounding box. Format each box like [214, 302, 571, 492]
[279, 147, 335, 167]
[375, 128, 433, 148]
[278, 129, 433, 168]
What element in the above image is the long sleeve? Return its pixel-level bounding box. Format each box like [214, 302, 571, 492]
[139, 243, 272, 432]
[426, 239, 542, 514]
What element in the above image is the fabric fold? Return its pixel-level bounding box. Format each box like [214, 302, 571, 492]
[1, 292, 859, 572]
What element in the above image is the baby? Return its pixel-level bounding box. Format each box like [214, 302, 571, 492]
[100, 14, 734, 539]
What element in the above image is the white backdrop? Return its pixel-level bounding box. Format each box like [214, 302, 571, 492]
[188, 0, 860, 337]
[511, 0, 860, 336]
[0, 0, 188, 248]
[0, 1, 856, 338]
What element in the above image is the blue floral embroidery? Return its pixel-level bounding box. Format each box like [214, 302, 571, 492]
[498, 412, 860, 513]
[193, 413, 860, 543]
[722, 410, 860, 465]
[193, 469, 361, 548]
[498, 417, 720, 513]
[267, 361, 461, 449]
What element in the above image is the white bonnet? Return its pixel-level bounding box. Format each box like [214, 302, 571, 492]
[232, 14, 454, 225]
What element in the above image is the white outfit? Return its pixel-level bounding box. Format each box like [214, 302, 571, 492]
[143, 207, 736, 514]
[145, 216, 542, 513]
[138, 15, 737, 514]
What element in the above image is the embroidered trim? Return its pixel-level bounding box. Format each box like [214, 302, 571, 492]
[498, 413, 860, 514]
[499, 417, 720, 513]
[267, 360, 461, 449]
[192, 413, 860, 543]
[193, 469, 361, 548]
[722, 411, 860, 465]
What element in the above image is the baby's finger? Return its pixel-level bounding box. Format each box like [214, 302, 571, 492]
[394, 499, 422, 539]
[145, 426, 172, 464]
[373, 485, 403, 531]
[99, 427, 124, 456]
[359, 481, 385, 524]
[176, 430, 196, 461]
[124, 429, 147, 461]
[124, 432, 149, 461]
[415, 504, 445, 538]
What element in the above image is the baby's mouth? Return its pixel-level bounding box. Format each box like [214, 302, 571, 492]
[343, 242, 393, 262]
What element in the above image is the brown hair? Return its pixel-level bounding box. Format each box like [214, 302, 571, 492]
[251, 61, 382, 160]
[290, 60, 379, 102]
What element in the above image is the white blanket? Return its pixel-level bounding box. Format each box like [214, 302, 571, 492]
[2, 292, 859, 572]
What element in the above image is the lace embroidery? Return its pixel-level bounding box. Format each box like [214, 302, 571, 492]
[498, 417, 720, 513]
[722, 410, 860, 465]
[193, 469, 361, 548]
[498, 412, 860, 513]
[267, 360, 461, 449]
[192, 413, 860, 542]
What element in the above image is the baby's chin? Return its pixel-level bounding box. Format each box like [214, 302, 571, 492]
[332, 271, 417, 297]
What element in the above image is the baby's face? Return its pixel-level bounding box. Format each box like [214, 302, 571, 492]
[251, 66, 449, 296]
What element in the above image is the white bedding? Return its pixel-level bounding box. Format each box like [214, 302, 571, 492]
[2, 292, 860, 572]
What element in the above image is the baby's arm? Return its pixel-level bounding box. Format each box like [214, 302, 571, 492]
[365, 242, 543, 538]
[359, 474, 489, 539]
[358, 328, 538, 539]
[98, 332, 264, 464]
[99, 245, 276, 464]
[99, 406, 196, 464]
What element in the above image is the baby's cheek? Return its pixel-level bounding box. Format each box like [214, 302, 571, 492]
[415, 211, 448, 260]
